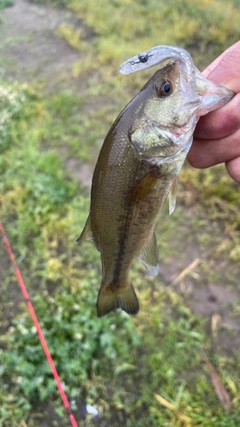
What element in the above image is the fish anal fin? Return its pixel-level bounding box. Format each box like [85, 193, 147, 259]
[97, 282, 139, 317]
[137, 232, 160, 276]
[168, 177, 178, 215]
[127, 167, 159, 204]
[76, 215, 94, 243]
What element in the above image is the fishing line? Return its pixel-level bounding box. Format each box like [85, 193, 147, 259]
[0, 220, 79, 427]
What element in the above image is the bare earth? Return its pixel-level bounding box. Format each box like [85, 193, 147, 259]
[0, 0, 80, 87]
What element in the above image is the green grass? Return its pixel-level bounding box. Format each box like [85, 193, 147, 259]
[67, 0, 240, 73]
[0, 0, 14, 10]
[1, 0, 240, 426]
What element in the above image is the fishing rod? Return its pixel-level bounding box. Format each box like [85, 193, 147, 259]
[0, 220, 79, 427]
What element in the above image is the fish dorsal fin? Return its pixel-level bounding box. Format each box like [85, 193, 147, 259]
[168, 177, 178, 215]
[137, 232, 160, 276]
[76, 215, 94, 243]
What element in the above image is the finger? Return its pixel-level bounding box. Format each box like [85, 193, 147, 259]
[202, 41, 240, 86]
[188, 127, 240, 169]
[202, 42, 240, 76]
[194, 92, 240, 139]
[226, 157, 240, 183]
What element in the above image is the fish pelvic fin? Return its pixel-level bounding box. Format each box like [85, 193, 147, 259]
[97, 282, 139, 317]
[76, 215, 94, 244]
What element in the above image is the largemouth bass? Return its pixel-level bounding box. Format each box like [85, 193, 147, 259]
[78, 46, 234, 317]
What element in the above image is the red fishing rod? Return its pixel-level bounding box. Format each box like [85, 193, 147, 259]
[0, 221, 78, 427]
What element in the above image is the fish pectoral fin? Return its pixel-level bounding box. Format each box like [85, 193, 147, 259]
[127, 168, 159, 204]
[137, 232, 160, 276]
[97, 282, 139, 317]
[76, 215, 95, 244]
[168, 177, 178, 215]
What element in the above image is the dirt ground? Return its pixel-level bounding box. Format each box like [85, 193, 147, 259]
[0, 0, 94, 192]
[1, 0, 240, 425]
[0, 0, 81, 88]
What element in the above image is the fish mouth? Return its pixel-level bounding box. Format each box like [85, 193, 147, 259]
[194, 66, 235, 115]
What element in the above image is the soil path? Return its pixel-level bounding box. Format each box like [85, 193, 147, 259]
[0, 0, 81, 89]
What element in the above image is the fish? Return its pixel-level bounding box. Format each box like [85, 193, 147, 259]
[78, 46, 235, 317]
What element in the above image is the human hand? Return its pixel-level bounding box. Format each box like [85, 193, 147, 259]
[187, 41, 240, 183]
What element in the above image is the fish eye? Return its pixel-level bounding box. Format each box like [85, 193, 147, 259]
[157, 80, 173, 97]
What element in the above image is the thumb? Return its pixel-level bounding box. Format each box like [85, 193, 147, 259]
[202, 41, 240, 92]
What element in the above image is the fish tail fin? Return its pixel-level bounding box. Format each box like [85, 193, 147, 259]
[97, 282, 139, 317]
